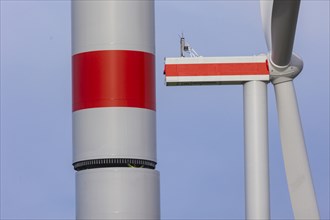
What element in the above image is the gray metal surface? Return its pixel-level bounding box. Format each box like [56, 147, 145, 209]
[76, 168, 160, 219]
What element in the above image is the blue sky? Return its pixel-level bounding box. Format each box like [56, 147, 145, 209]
[1, 1, 329, 219]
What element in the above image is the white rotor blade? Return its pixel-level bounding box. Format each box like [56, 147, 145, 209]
[274, 81, 320, 219]
[260, 0, 273, 51]
[263, 1, 319, 217]
[270, 0, 300, 67]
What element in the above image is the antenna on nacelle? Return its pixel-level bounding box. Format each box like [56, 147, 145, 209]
[179, 33, 199, 57]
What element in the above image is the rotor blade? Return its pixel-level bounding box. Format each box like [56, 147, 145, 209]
[274, 81, 320, 219]
[271, 0, 300, 67]
[260, 0, 273, 51]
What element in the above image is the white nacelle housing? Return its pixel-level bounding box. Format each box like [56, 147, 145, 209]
[164, 55, 270, 86]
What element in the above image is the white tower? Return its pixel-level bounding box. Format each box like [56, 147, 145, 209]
[71, 1, 160, 219]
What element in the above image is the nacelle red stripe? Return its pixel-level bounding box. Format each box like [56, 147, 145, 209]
[73, 50, 155, 112]
[164, 56, 270, 86]
[165, 62, 269, 76]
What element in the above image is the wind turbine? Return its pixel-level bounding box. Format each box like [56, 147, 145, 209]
[164, 0, 319, 219]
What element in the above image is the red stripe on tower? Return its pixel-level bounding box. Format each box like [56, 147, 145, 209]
[73, 50, 155, 111]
